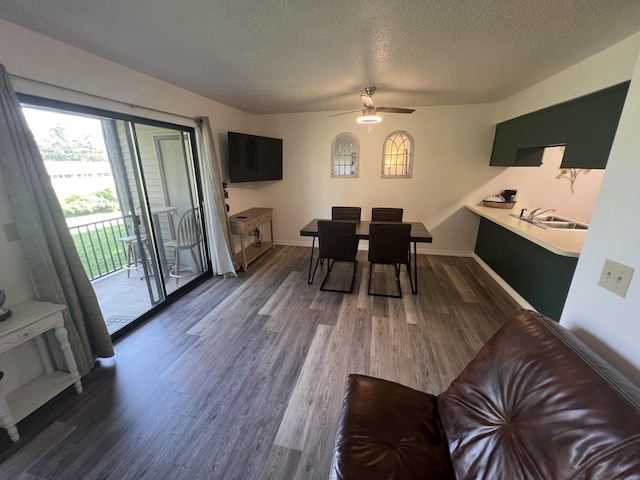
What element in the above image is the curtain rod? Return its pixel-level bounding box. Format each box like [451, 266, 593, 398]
[9, 73, 197, 122]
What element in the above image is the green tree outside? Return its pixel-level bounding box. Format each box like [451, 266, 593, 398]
[62, 188, 119, 218]
[39, 124, 108, 162]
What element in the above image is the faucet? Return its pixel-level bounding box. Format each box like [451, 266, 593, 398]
[527, 208, 555, 222]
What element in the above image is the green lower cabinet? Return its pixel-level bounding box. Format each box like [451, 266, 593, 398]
[475, 218, 578, 321]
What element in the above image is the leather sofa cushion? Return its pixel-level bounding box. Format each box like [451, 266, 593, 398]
[331, 374, 455, 480]
[438, 310, 640, 480]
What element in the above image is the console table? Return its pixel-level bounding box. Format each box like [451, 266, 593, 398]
[0, 300, 83, 442]
[229, 207, 274, 270]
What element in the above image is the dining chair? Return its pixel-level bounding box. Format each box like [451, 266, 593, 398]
[367, 222, 414, 298]
[371, 207, 403, 222]
[331, 206, 361, 221]
[166, 208, 202, 283]
[311, 220, 359, 293]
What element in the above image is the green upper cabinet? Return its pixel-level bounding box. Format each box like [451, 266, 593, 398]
[490, 81, 630, 168]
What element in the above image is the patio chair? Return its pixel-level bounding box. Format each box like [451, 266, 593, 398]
[166, 208, 202, 283]
[119, 233, 147, 278]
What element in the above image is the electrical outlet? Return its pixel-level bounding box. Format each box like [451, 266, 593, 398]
[598, 259, 634, 298]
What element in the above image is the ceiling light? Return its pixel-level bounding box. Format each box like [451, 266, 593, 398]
[357, 115, 382, 124]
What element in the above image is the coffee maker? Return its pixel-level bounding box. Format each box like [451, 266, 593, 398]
[502, 189, 517, 202]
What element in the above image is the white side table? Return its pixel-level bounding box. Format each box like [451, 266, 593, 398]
[0, 300, 82, 442]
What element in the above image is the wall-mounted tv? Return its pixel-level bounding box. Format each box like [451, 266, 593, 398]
[227, 131, 283, 183]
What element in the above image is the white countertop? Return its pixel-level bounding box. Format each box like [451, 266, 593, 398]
[466, 203, 587, 257]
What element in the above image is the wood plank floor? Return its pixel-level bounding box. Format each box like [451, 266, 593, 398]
[0, 246, 521, 479]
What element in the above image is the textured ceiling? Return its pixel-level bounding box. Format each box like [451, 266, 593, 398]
[1, 1, 640, 114]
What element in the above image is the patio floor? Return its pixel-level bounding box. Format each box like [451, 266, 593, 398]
[91, 267, 197, 334]
[91, 269, 153, 334]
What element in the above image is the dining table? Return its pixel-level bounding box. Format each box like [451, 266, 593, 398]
[299, 219, 433, 294]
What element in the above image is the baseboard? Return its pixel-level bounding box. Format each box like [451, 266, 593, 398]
[471, 254, 535, 310]
[273, 241, 534, 310]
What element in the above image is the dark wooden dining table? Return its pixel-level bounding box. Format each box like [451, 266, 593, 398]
[299, 219, 433, 294]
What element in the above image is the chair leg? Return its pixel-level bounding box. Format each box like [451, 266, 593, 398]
[122, 241, 140, 278]
[126, 243, 133, 278]
[132, 244, 138, 271]
[174, 250, 181, 285]
[189, 247, 200, 273]
[367, 262, 402, 298]
[320, 259, 357, 293]
[349, 260, 357, 292]
[319, 259, 333, 291]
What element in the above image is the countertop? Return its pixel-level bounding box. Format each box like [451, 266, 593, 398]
[465, 203, 587, 257]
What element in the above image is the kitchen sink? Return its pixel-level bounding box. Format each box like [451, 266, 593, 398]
[534, 215, 571, 222]
[537, 221, 588, 230]
[509, 213, 589, 230]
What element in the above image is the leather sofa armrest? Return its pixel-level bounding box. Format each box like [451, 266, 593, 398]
[331, 374, 455, 480]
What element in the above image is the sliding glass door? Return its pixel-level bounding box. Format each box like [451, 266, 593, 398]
[21, 97, 209, 336]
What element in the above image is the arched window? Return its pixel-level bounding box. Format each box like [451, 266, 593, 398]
[331, 132, 359, 177]
[382, 131, 413, 178]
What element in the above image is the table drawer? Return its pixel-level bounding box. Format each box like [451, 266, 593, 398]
[260, 212, 272, 224]
[247, 212, 271, 232]
[0, 316, 58, 351]
[242, 218, 257, 233]
[235, 213, 272, 234]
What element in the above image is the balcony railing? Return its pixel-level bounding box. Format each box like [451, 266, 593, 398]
[69, 215, 132, 281]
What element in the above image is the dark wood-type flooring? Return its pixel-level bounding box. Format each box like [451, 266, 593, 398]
[0, 245, 521, 479]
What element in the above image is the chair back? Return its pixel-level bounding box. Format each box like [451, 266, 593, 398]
[318, 220, 358, 262]
[371, 207, 403, 222]
[368, 223, 411, 264]
[331, 206, 361, 221]
[176, 208, 201, 247]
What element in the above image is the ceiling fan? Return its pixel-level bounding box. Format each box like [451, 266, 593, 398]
[331, 87, 415, 123]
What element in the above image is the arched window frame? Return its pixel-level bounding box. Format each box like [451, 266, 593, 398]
[381, 130, 414, 178]
[331, 132, 359, 177]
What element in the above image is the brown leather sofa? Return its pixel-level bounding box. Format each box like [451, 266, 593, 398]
[330, 310, 640, 479]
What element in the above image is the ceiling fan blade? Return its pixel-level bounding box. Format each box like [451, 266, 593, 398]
[376, 107, 416, 114]
[360, 95, 375, 109]
[329, 109, 362, 117]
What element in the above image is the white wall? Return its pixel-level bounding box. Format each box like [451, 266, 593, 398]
[246, 105, 503, 255]
[561, 50, 640, 385]
[232, 35, 640, 255]
[0, 19, 254, 307]
[492, 34, 640, 384]
[2, 18, 640, 385]
[496, 33, 640, 122]
[0, 19, 256, 392]
[244, 114, 603, 253]
[488, 146, 605, 224]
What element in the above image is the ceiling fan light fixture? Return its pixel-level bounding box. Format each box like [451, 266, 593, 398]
[357, 114, 382, 124]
